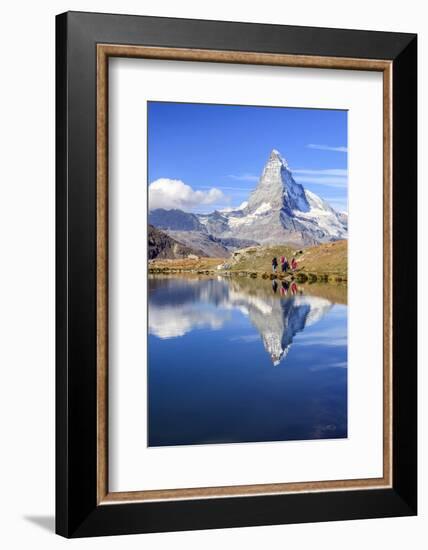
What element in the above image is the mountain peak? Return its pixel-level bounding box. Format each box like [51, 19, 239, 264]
[269, 148, 289, 168]
[247, 149, 309, 213]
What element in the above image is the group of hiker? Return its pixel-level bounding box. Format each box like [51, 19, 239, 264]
[272, 279, 299, 296]
[271, 255, 297, 274]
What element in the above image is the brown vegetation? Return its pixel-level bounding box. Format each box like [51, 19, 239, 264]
[148, 240, 348, 284]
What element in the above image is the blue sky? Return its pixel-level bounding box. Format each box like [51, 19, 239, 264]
[148, 102, 348, 213]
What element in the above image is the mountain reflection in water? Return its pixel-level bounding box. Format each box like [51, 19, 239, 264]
[149, 276, 337, 366]
[148, 276, 347, 446]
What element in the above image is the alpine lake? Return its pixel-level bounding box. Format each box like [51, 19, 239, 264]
[148, 274, 348, 447]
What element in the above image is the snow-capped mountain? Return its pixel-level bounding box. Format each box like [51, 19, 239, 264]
[149, 149, 347, 253]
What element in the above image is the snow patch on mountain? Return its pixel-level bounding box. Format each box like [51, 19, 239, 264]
[293, 189, 347, 239]
[219, 201, 248, 213]
[228, 202, 272, 228]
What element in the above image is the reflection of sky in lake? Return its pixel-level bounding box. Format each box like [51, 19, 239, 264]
[148, 277, 347, 447]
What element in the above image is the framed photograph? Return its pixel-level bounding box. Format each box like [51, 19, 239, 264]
[56, 11, 417, 537]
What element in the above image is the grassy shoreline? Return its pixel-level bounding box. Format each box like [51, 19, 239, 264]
[149, 240, 347, 284]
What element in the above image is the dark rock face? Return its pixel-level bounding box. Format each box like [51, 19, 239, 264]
[148, 225, 202, 259]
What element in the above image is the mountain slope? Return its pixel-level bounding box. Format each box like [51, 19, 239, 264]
[148, 225, 203, 259]
[148, 210, 254, 257]
[165, 230, 230, 258]
[228, 240, 347, 276]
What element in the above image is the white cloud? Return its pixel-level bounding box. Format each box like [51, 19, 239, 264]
[148, 178, 226, 211]
[309, 361, 347, 372]
[200, 185, 253, 192]
[292, 168, 348, 189]
[149, 305, 229, 338]
[229, 334, 260, 343]
[294, 176, 347, 188]
[307, 144, 348, 153]
[292, 168, 347, 176]
[227, 173, 259, 182]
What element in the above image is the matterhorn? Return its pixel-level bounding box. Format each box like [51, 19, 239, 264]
[149, 149, 347, 254]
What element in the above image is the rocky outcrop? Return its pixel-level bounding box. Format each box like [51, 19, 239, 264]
[148, 225, 203, 260]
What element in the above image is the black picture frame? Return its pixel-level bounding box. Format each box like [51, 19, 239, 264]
[56, 11, 417, 538]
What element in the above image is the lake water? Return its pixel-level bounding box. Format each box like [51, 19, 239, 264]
[148, 276, 347, 447]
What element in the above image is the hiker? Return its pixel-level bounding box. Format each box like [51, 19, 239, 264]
[291, 281, 298, 295]
[272, 279, 278, 294]
[272, 257, 278, 273]
[280, 280, 289, 296]
[281, 255, 288, 273]
[291, 257, 297, 271]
